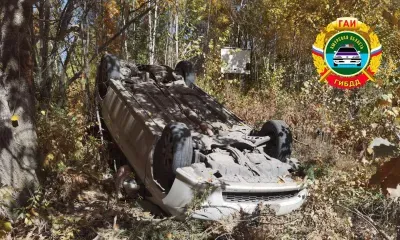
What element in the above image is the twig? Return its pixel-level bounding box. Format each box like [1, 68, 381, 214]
[146, 216, 176, 225]
[278, 176, 286, 183]
[293, 133, 310, 146]
[338, 204, 391, 240]
[67, 3, 154, 86]
[354, 208, 391, 240]
[293, 138, 310, 146]
[233, 215, 300, 225]
[203, 223, 226, 236]
[95, 4, 154, 55]
[203, 213, 300, 237]
[95, 103, 104, 145]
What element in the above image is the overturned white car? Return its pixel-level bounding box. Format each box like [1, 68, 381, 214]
[96, 54, 307, 220]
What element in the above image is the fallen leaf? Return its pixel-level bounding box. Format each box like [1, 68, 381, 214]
[361, 157, 369, 165]
[376, 99, 391, 107]
[367, 147, 374, 155]
[166, 232, 173, 239]
[361, 130, 367, 137]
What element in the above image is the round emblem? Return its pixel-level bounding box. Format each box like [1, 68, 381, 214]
[312, 18, 382, 89]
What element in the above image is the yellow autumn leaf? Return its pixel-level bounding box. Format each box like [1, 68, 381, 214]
[3, 222, 12, 232]
[24, 217, 33, 225]
[0, 220, 12, 232]
[392, 107, 399, 116]
[166, 232, 173, 239]
[41, 110, 46, 115]
[396, 117, 400, 125]
[11, 115, 19, 121]
[30, 208, 39, 217]
[43, 153, 55, 167]
[47, 153, 55, 160]
[367, 147, 374, 155]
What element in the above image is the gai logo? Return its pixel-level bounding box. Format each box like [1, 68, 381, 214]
[312, 17, 382, 89]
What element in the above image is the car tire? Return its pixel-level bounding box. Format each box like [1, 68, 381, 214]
[334, 63, 338, 67]
[357, 63, 361, 66]
[255, 120, 292, 162]
[153, 122, 193, 191]
[175, 61, 196, 87]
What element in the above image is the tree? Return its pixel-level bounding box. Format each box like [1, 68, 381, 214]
[38, 0, 51, 106]
[0, 0, 39, 201]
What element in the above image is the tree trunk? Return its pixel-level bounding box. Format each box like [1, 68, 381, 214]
[39, 0, 51, 106]
[123, 0, 129, 60]
[83, 1, 91, 119]
[167, 8, 173, 66]
[148, 1, 153, 64]
[0, 0, 39, 200]
[151, 0, 158, 64]
[174, 2, 179, 64]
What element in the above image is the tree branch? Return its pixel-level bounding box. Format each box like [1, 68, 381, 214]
[338, 204, 391, 240]
[28, 0, 41, 4]
[67, 4, 154, 86]
[96, 4, 154, 55]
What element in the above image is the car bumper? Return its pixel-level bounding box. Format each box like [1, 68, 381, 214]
[162, 169, 308, 220]
[333, 59, 361, 64]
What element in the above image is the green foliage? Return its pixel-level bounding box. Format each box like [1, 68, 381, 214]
[185, 184, 216, 216]
[14, 188, 49, 227]
[37, 81, 103, 175]
[299, 163, 331, 181]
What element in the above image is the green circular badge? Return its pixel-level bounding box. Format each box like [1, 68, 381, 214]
[324, 31, 370, 77]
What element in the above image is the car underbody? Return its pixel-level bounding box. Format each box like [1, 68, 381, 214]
[97, 54, 307, 220]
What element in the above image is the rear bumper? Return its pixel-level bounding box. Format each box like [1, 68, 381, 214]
[162, 169, 308, 220]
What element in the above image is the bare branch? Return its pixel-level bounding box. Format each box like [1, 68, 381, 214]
[67, 4, 155, 85]
[96, 4, 154, 55]
[338, 204, 391, 240]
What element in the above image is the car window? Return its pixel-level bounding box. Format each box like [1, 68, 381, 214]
[338, 47, 357, 53]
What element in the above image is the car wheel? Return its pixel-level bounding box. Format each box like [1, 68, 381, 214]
[153, 122, 193, 191]
[357, 63, 361, 66]
[175, 61, 196, 87]
[255, 120, 292, 162]
[334, 63, 338, 67]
